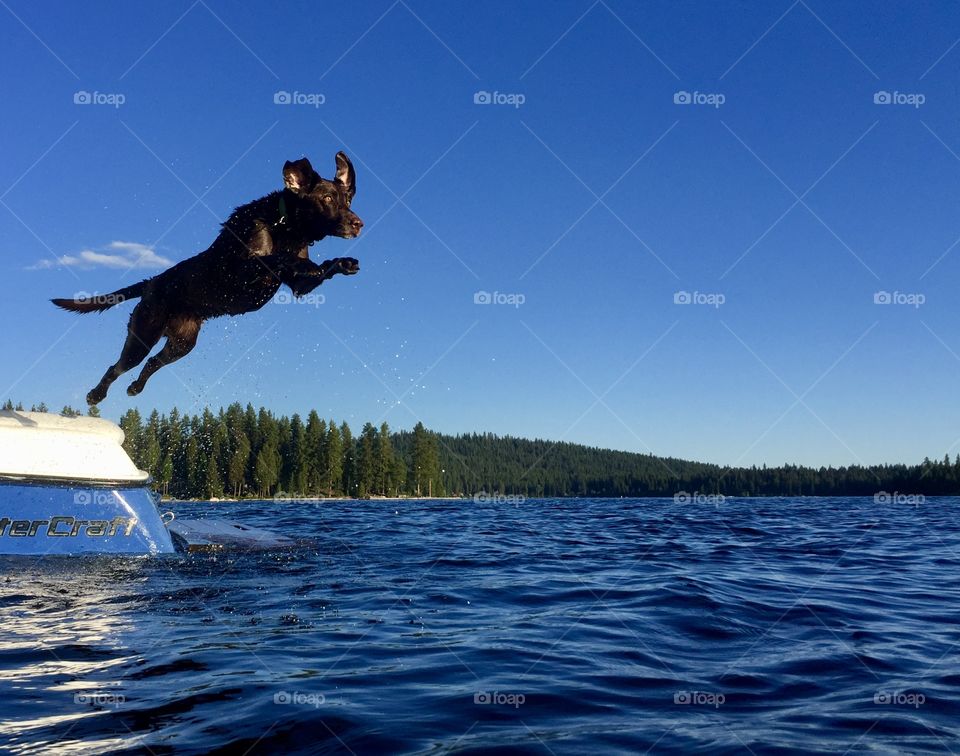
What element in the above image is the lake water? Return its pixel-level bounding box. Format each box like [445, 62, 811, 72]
[1, 497, 959, 754]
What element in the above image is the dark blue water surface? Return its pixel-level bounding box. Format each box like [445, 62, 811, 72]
[2, 497, 960, 754]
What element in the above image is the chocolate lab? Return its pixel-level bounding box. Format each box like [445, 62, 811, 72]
[52, 152, 362, 405]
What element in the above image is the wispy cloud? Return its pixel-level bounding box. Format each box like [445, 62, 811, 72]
[29, 241, 172, 270]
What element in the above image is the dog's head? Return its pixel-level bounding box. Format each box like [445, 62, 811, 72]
[282, 152, 363, 240]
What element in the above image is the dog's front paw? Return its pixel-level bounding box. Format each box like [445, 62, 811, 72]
[336, 257, 360, 276]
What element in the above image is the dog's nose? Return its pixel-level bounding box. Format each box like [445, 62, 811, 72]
[351, 217, 363, 234]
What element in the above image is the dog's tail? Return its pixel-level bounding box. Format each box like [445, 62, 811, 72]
[51, 280, 148, 314]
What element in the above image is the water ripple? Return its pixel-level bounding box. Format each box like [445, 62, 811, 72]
[1, 497, 959, 753]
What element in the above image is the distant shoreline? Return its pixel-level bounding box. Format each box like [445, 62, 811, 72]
[162, 493, 949, 503]
[169, 496, 468, 503]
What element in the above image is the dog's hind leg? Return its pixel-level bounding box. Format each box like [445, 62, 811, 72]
[87, 305, 163, 405]
[127, 317, 202, 396]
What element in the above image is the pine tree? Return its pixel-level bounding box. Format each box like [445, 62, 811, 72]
[254, 442, 280, 498]
[169, 408, 190, 498]
[410, 421, 442, 497]
[159, 409, 183, 497]
[287, 414, 308, 494]
[390, 454, 407, 497]
[325, 421, 343, 496]
[198, 409, 226, 499]
[119, 409, 143, 463]
[357, 423, 380, 498]
[379, 422, 395, 496]
[158, 452, 173, 497]
[204, 454, 223, 499]
[222, 403, 246, 496]
[213, 409, 230, 492]
[140, 411, 162, 479]
[340, 421, 355, 497]
[244, 403, 259, 452]
[277, 414, 293, 491]
[304, 411, 326, 494]
[185, 434, 201, 498]
[228, 431, 250, 498]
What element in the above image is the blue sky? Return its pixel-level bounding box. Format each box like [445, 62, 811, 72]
[2, 0, 960, 467]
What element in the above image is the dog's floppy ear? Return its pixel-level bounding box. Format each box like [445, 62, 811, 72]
[283, 158, 316, 192]
[334, 151, 356, 200]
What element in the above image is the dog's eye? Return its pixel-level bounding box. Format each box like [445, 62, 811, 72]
[323, 195, 333, 203]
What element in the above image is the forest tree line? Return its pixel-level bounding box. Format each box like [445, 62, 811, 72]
[4, 401, 960, 498]
[4, 401, 443, 499]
